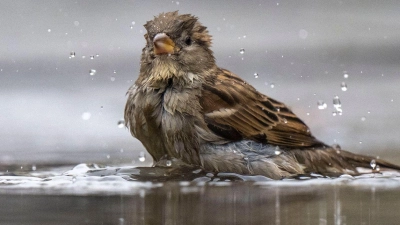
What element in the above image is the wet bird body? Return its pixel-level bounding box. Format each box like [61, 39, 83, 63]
[125, 11, 400, 179]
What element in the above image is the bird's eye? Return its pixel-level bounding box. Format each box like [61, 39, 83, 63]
[185, 36, 192, 45]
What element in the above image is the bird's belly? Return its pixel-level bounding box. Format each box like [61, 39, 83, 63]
[199, 140, 305, 179]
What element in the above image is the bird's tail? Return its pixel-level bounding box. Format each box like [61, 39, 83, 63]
[290, 147, 400, 175]
[337, 149, 400, 172]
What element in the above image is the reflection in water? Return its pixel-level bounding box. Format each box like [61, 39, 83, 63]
[0, 164, 400, 224]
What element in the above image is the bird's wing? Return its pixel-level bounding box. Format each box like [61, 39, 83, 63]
[201, 68, 325, 148]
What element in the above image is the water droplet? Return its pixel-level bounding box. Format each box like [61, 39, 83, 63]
[317, 100, 327, 110]
[110, 76, 116, 81]
[117, 120, 125, 128]
[361, 116, 366, 121]
[270, 83, 275, 88]
[90, 55, 95, 60]
[299, 29, 308, 39]
[32, 165, 36, 171]
[283, 118, 288, 123]
[333, 96, 343, 115]
[106, 154, 110, 159]
[254, 73, 259, 78]
[239, 48, 245, 54]
[82, 112, 91, 120]
[166, 160, 172, 167]
[343, 73, 349, 79]
[334, 110, 343, 116]
[176, 1, 180, 5]
[370, 159, 376, 169]
[74, 21, 80, 26]
[89, 69, 96, 76]
[47, 29, 51, 33]
[131, 21, 135, 25]
[375, 165, 380, 172]
[274, 150, 281, 155]
[70, 52, 76, 58]
[138, 152, 146, 162]
[333, 95, 341, 107]
[96, 54, 99, 57]
[306, 112, 310, 116]
[120, 149, 124, 153]
[359, 141, 363, 144]
[72, 177, 77, 183]
[341, 82, 347, 91]
[113, 70, 117, 74]
[82, 55, 86, 59]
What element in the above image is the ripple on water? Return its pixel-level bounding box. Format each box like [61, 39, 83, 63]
[0, 164, 400, 195]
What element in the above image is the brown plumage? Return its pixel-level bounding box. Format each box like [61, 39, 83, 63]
[124, 11, 400, 179]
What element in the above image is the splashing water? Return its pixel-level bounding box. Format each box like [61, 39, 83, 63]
[117, 120, 125, 128]
[333, 95, 342, 115]
[370, 159, 377, 169]
[341, 82, 347, 91]
[138, 152, 146, 162]
[89, 69, 96, 76]
[317, 100, 327, 110]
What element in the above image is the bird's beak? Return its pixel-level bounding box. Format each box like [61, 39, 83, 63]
[153, 33, 175, 55]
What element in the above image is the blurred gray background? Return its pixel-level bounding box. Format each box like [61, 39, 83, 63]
[1, 0, 400, 166]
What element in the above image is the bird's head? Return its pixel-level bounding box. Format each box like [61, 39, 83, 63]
[139, 11, 215, 86]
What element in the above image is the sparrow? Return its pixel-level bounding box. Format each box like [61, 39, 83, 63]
[124, 11, 400, 179]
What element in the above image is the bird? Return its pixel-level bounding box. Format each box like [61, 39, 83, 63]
[124, 11, 400, 179]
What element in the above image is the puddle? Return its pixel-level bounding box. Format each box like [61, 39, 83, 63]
[1, 164, 400, 224]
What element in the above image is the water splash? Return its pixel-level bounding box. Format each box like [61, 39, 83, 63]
[333, 95, 342, 115]
[341, 82, 347, 91]
[370, 160, 376, 169]
[89, 69, 96, 76]
[138, 152, 146, 162]
[117, 120, 125, 128]
[317, 100, 327, 110]
[81, 112, 91, 120]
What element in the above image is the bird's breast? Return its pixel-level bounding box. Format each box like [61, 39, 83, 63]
[145, 81, 203, 164]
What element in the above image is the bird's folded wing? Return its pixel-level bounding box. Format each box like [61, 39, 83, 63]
[201, 69, 325, 148]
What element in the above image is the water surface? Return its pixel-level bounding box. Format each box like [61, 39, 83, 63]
[1, 164, 400, 225]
